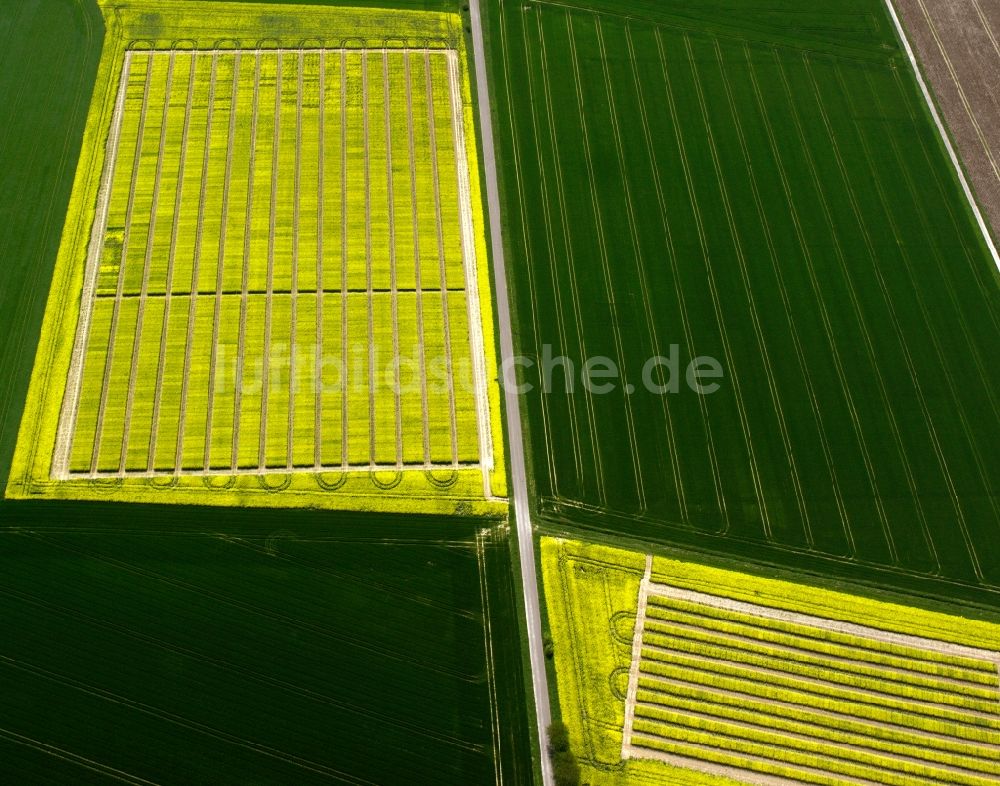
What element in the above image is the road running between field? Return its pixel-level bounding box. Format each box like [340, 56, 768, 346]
[467, 1, 554, 784]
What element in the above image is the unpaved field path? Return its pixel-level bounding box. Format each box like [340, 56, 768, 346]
[468, 1, 554, 784]
[892, 0, 1000, 252]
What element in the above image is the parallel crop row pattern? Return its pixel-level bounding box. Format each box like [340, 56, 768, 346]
[630, 592, 1000, 784]
[488, 0, 1000, 593]
[66, 48, 479, 476]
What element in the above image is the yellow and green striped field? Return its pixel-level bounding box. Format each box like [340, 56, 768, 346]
[7, 1, 505, 513]
[542, 537, 1000, 785]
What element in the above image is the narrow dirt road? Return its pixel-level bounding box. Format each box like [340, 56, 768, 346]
[468, 2, 554, 784]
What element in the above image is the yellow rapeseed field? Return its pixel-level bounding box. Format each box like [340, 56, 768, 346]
[7, 0, 505, 514]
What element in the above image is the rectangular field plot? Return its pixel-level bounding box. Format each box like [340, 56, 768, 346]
[542, 537, 1000, 786]
[490, 0, 1000, 595]
[0, 521, 531, 784]
[626, 583, 1000, 785]
[57, 48, 489, 482]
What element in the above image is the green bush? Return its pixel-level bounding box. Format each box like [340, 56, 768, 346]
[551, 751, 580, 786]
[547, 720, 570, 753]
[543, 635, 555, 659]
[547, 721, 580, 785]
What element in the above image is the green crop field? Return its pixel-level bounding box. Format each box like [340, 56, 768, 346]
[541, 536, 1000, 785]
[8, 0, 506, 515]
[487, 0, 1000, 604]
[0, 0, 103, 501]
[0, 511, 532, 784]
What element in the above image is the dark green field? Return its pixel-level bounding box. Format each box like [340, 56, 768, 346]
[485, 0, 1000, 606]
[0, 0, 102, 486]
[0, 506, 531, 784]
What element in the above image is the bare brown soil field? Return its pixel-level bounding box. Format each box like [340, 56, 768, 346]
[894, 0, 1000, 246]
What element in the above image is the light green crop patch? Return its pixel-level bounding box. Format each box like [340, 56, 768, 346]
[8, 0, 507, 514]
[541, 537, 1000, 786]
